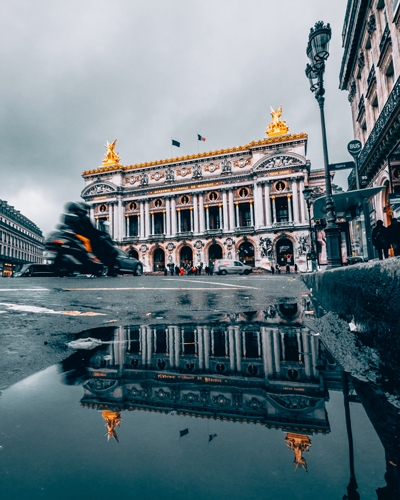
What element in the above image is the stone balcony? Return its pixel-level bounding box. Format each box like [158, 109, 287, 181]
[233, 226, 254, 235]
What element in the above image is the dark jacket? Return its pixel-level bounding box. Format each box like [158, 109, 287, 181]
[372, 225, 389, 248]
[388, 220, 400, 246]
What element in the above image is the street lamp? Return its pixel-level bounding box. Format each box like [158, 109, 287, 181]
[302, 187, 317, 271]
[305, 21, 342, 268]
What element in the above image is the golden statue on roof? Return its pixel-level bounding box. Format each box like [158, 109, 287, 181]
[103, 139, 121, 166]
[266, 104, 289, 137]
[102, 410, 122, 442]
[285, 433, 311, 472]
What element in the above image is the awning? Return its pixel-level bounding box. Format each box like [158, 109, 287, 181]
[312, 186, 386, 220]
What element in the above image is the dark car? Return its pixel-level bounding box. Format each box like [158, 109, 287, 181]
[12, 264, 56, 277]
[114, 249, 143, 276]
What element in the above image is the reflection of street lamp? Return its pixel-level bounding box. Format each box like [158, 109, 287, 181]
[305, 21, 342, 269]
[303, 187, 317, 271]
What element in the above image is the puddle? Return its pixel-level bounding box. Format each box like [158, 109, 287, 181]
[0, 297, 399, 499]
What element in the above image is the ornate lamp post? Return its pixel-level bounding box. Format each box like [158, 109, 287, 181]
[305, 21, 342, 268]
[302, 187, 317, 271]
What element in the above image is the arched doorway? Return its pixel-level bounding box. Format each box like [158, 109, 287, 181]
[276, 238, 294, 266]
[180, 246, 193, 266]
[238, 241, 255, 266]
[153, 248, 165, 271]
[208, 243, 222, 263]
[128, 248, 139, 260]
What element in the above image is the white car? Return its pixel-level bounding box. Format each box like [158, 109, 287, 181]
[213, 259, 253, 275]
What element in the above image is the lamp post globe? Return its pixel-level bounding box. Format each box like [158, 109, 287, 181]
[305, 21, 342, 269]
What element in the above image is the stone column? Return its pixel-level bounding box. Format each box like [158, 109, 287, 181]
[141, 326, 147, 366]
[190, 208, 193, 232]
[171, 197, 177, 236]
[145, 201, 150, 237]
[168, 326, 174, 368]
[140, 201, 145, 238]
[235, 327, 242, 373]
[255, 183, 264, 228]
[299, 179, 306, 223]
[302, 329, 311, 378]
[292, 179, 299, 224]
[250, 201, 254, 227]
[118, 197, 124, 240]
[199, 193, 205, 233]
[310, 333, 318, 378]
[203, 327, 210, 371]
[273, 329, 281, 376]
[264, 183, 272, 227]
[222, 190, 229, 231]
[266, 328, 274, 376]
[193, 194, 199, 233]
[126, 216, 130, 238]
[177, 210, 181, 233]
[229, 190, 235, 231]
[206, 206, 210, 230]
[280, 332, 286, 361]
[146, 325, 152, 366]
[271, 197, 277, 223]
[197, 326, 204, 370]
[151, 213, 154, 235]
[163, 211, 166, 234]
[228, 326, 235, 372]
[287, 195, 293, 223]
[174, 326, 180, 368]
[235, 203, 239, 227]
[166, 198, 171, 236]
[218, 205, 222, 229]
[109, 203, 114, 239]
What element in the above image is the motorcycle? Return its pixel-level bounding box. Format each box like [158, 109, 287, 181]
[45, 227, 106, 277]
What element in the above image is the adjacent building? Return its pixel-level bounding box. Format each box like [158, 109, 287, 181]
[340, 0, 400, 256]
[81, 110, 329, 272]
[0, 200, 45, 277]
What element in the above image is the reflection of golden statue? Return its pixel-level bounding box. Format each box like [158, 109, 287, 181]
[103, 139, 121, 166]
[266, 104, 289, 137]
[285, 433, 311, 472]
[102, 410, 122, 442]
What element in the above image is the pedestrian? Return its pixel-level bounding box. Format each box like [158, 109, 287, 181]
[180, 267, 184, 275]
[286, 263, 290, 274]
[163, 267, 168, 276]
[294, 263, 298, 274]
[271, 265, 275, 274]
[372, 220, 390, 260]
[209, 262, 214, 275]
[170, 264, 174, 276]
[388, 217, 400, 256]
[205, 266, 210, 275]
[175, 265, 180, 276]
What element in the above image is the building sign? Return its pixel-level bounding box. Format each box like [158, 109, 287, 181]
[156, 373, 228, 383]
[268, 170, 291, 176]
[148, 181, 222, 195]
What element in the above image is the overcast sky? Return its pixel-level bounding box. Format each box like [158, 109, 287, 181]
[1, 0, 354, 236]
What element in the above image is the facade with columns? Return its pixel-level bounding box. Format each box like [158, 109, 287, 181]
[81, 132, 328, 272]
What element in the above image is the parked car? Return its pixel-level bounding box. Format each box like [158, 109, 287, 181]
[213, 259, 252, 275]
[114, 248, 143, 276]
[12, 264, 56, 277]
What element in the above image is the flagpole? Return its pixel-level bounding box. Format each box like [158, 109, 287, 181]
[197, 134, 199, 155]
[171, 137, 172, 159]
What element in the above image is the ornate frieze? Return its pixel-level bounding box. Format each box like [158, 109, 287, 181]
[233, 158, 251, 169]
[367, 13, 376, 37]
[221, 159, 232, 173]
[204, 162, 220, 173]
[256, 155, 304, 171]
[176, 167, 192, 177]
[165, 167, 175, 182]
[150, 171, 165, 181]
[358, 51, 365, 71]
[140, 173, 149, 186]
[192, 164, 203, 179]
[124, 175, 139, 185]
[82, 183, 117, 197]
[348, 81, 356, 103]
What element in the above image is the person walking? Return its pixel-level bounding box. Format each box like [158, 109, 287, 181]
[180, 267, 184, 275]
[294, 263, 298, 274]
[372, 220, 390, 260]
[163, 267, 168, 276]
[175, 265, 180, 275]
[388, 217, 400, 256]
[271, 265, 275, 275]
[286, 263, 290, 274]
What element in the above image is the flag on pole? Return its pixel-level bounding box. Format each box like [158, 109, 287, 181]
[209, 433, 217, 442]
[180, 428, 189, 437]
[172, 139, 180, 147]
[197, 134, 206, 141]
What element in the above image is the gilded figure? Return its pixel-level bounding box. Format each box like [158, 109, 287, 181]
[103, 139, 121, 166]
[266, 105, 289, 137]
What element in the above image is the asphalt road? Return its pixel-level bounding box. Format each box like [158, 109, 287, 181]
[0, 274, 308, 391]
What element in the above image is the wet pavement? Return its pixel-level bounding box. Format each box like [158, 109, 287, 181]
[0, 275, 399, 499]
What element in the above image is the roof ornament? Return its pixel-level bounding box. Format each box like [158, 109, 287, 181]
[266, 105, 289, 137]
[102, 410, 122, 442]
[285, 433, 311, 472]
[103, 139, 121, 166]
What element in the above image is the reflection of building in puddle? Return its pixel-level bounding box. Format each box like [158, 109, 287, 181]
[102, 410, 122, 442]
[72, 303, 335, 471]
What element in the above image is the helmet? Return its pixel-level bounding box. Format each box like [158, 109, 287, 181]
[65, 202, 89, 215]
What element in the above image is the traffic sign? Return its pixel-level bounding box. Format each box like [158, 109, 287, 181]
[347, 140, 362, 157]
[389, 193, 400, 204]
[329, 161, 355, 171]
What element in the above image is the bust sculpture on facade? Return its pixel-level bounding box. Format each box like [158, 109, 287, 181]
[266, 105, 289, 137]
